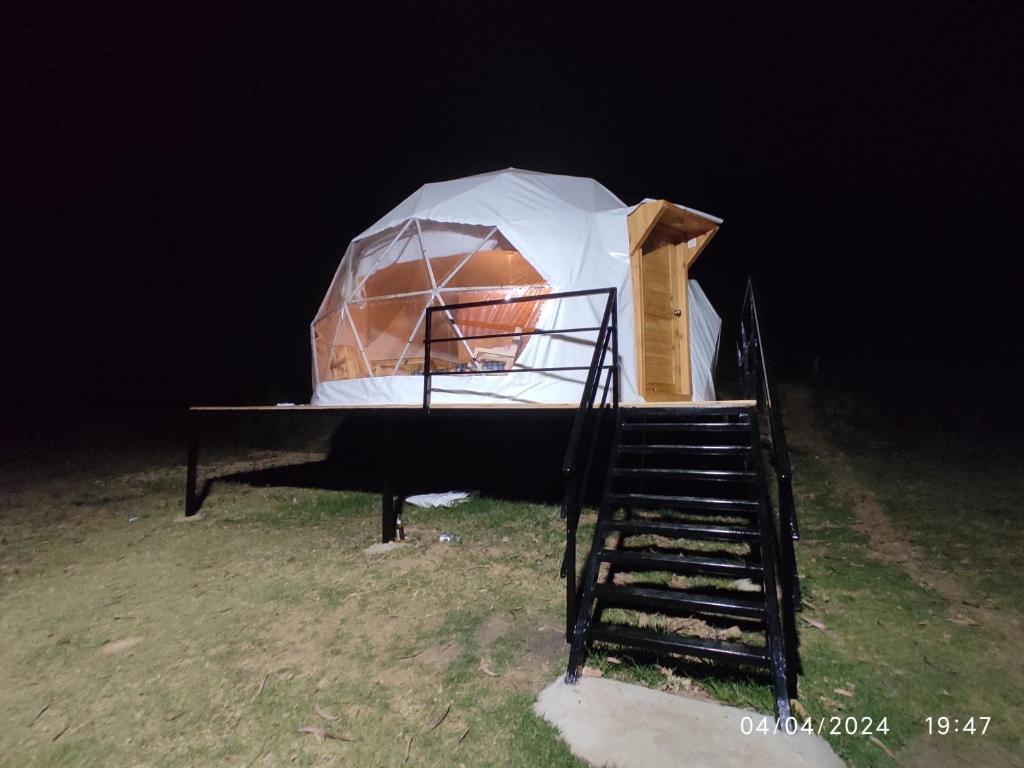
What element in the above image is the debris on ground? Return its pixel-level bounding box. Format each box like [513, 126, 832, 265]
[730, 578, 761, 592]
[100, 637, 143, 655]
[297, 725, 354, 742]
[424, 703, 451, 734]
[869, 735, 896, 759]
[406, 491, 473, 508]
[315, 704, 339, 721]
[801, 615, 828, 631]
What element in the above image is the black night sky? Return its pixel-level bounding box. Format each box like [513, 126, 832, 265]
[4, 3, 1023, 414]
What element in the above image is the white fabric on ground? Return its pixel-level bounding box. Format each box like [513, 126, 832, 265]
[404, 491, 473, 508]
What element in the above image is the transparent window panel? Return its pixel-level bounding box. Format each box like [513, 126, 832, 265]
[441, 249, 546, 289]
[313, 220, 555, 383]
[315, 266, 347, 322]
[422, 297, 472, 372]
[319, 307, 368, 382]
[312, 314, 337, 383]
[362, 256, 432, 297]
[442, 286, 551, 368]
[417, 222, 511, 285]
[344, 295, 434, 376]
[346, 223, 418, 302]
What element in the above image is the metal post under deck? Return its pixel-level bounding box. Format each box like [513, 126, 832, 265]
[185, 414, 199, 516]
[379, 413, 408, 544]
[381, 414, 398, 542]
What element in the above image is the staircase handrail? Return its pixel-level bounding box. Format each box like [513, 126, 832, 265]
[738, 277, 800, 541]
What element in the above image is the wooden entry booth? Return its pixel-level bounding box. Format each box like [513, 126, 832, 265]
[627, 200, 720, 401]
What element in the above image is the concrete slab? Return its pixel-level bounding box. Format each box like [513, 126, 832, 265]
[534, 677, 844, 768]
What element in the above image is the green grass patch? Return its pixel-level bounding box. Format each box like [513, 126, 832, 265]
[3, 399, 1021, 767]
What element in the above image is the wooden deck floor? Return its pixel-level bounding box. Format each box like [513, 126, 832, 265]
[190, 400, 755, 413]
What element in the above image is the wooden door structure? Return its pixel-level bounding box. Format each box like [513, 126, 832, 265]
[627, 200, 720, 401]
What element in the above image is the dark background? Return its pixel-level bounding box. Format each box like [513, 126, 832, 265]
[4, 3, 1023, 418]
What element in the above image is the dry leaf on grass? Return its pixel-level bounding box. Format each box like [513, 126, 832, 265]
[833, 688, 854, 698]
[801, 616, 827, 631]
[27, 703, 49, 727]
[101, 636, 143, 655]
[947, 614, 980, 627]
[479, 660, 499, 677]
[731, 578, 761, 592]
[869, 735, 896, 759]
[791, 699, 811, 720]
[297, 725, 354, 742]
[818, 696, 844, 711]
[581, 666, 603, 678]
[424, 703, 450, 734]
[315, 704, 339, 722]
[605, 656, 623, 665]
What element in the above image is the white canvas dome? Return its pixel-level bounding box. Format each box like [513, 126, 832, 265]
[311, 169, 722, 405]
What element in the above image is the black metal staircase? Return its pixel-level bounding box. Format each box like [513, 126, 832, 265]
[564, 406, 795, 719]
[561, 277, 800, 721]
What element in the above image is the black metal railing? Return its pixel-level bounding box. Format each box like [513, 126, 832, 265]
[738, 277, 802, 613]
[422, 288, 619, 414]
[421, 288, 620, 636]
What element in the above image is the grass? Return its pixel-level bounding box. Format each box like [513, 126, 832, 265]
[0, 452, 583, 767]
[2, 394, 1022, 766]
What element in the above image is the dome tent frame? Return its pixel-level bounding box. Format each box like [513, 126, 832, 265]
[310, 169, 723, 406]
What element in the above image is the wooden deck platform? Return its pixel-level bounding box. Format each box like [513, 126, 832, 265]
[189, 400, 755, 413]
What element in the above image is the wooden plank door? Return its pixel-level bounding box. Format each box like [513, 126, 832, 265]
[639, 243, 691, 400]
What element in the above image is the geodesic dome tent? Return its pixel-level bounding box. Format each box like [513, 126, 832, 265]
[311, 169, 723, 406]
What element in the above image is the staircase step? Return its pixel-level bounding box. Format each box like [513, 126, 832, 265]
[598, 549, 763, 578]
[623, 407, 752, 419]
[608, 493, 758, 513]
[589, 622, 769, 666]
[594, 584, 766, 618]
[604, 518, 758, 542]
[618, 444, 751, 456]
[621, 422, 750, 433]
[612, 467, 755, 483]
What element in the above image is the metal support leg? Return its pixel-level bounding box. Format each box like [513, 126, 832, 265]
[565, 520, 577, 642]
[381, 415, 397, 542]
[382, 484, 396, 543]
[185, 414, 199, 516]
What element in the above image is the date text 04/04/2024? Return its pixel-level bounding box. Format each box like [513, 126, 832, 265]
[741, 716, 889, 736]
